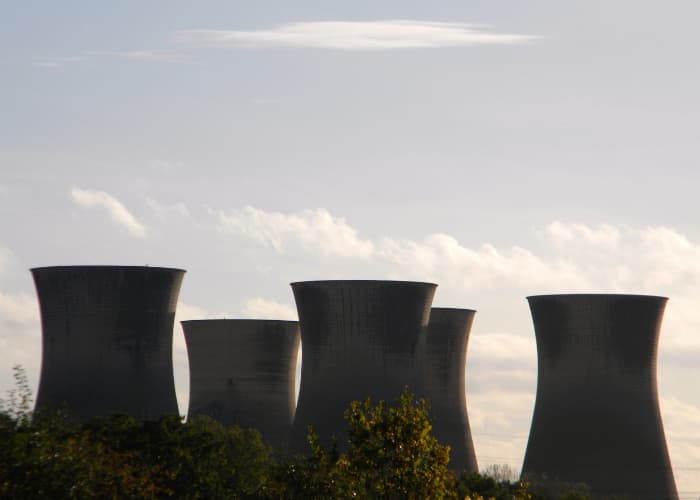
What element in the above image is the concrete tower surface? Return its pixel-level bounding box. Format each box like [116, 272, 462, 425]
[422, 308, 478, 473]
[289, 280, 437, 452]
[181, 319, 300, 450]
[32, 265, 184, 421]
[523, 294, 678, 500]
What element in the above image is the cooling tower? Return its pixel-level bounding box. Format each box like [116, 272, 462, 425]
[421, 308, 478, 473]
[32, 265, 184, 421]
[522, 294, 678, 500]
[290, 280, 437, 452]
[181, 319, 300, 450]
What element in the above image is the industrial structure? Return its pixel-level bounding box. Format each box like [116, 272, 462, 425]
[182, 319, 300, 450]
[32, 265, 184, 421]
[289, 280, 437, 452]
[421, 307, 478, 473]
[522, 294, 678, 500]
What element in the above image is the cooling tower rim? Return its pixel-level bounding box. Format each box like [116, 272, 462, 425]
[290, 279, 437, 287]
[431, 306, 476, 313]
[527, 293, 668, 300]
[181, 319, 298, 325]
[31, 265, 186, 273]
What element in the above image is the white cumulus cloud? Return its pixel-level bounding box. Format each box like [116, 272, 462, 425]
[378, 234, 589, 290]
[240, 297, 298, 321]
[173, 20, 539, 50]
[71, 187, 147, 238]
[215, 206, 375, 258]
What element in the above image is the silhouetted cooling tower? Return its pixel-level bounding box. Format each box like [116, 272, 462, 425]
[290, 280, 437, 452]
[32, 265, 184, 421]
[181, 319, 300, 450]
[422, 308, 478, 473]
[522, 294, 678, 500]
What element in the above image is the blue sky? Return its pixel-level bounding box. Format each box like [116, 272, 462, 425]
[2, 1, 700, 493]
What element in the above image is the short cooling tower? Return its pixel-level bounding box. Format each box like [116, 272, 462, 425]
[522, 294, 678, 500]
[181, 319, 300, 450]
[32, 265, 184, 421]
[422, 308, 478, 473]
[289, 280, 437, 452]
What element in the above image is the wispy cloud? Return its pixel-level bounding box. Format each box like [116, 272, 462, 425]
[148, 159, 185, 172]
[32, 50, 185, 69]
[89, 50, 186, 63]
[145, 197, 191, 220]
[32, 56, 86, 69]
[70, 187, 147, 238]
[173, 20, 539, 50]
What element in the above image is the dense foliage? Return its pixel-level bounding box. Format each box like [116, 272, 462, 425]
[1, 366, 606, 499]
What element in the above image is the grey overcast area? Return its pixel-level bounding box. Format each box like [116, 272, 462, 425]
[1, 1, 699, 494]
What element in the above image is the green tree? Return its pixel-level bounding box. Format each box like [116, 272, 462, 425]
[343, 388, 453, 499]
[280, 388, 454, 499]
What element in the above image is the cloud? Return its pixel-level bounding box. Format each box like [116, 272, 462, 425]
[32, 56, 86, 69]
[214, 206, 375, 258]
[113, 50, 184, 62]
[544, 220, 621, 250]
[148, 159, 184, 172]
[659, 397, 700, 494]
[211, 207, 700, 361]
[0, 291, 42, 399]
[87, 50, 186, 63]
[70, 187, 147, 238]
[0, 292, 38, 328]
[145, 197, 191, 220]
[469, 333, 537, 371]
[32, 50, 184, 69]
[173, 20, 539, 50]
[240, 297, 298, 320]
[208, 207, 700, 297]
[0, 245, 15, 274]
[378, 234, 589, 290]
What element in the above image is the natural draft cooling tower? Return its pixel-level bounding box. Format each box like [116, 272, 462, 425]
[181, 319, 300, 450]
[522, 294, 678, 500]
[289, 280, 437, 452]
[422, 308, 478, 473]
[32, 265, 184, 421]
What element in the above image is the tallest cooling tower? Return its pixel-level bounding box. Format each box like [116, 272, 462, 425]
[32, 265, 184, 421]
[290, 280, 437, 452]
[523, 294, 678, 500]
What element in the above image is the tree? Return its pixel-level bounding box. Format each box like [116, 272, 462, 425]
[281, 388, 454, 499]
[343, 388, 453, 499]
[0, 365, 33, 424]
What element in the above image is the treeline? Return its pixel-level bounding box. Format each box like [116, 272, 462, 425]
[1, 368, 607, 500]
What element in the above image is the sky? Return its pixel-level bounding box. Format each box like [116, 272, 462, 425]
[1, 0, 700, 495]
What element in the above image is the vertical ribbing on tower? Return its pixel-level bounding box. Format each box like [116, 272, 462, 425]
[290, 280, 437, 452]
[421, 307, 478, 473]
[523, 294, 678, 500]
[182, 319, 300, 450]
[32, 265, 184, 421]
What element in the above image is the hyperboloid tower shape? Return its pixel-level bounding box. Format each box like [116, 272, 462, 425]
[422, 307, 478, 473]
[181, 319, 300, 450]
[289, 280, 437, 452]
[32, 265, 184, 421]
[522, 294, 678, 500]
